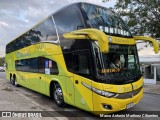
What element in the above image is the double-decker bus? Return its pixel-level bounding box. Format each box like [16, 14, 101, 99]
[5, 2, 159, 114]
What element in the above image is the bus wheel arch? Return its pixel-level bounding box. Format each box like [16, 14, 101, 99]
[50, 80, 66, 107]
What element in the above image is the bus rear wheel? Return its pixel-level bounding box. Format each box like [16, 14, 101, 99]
[53, 83, 65, 107]
[10, 75, 14, 84]
[13, 76, 19, 87]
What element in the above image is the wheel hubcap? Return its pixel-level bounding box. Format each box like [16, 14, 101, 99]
[15, 81, 17, 86]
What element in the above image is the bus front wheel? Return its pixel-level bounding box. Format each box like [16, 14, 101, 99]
[53, 83, 65, 107]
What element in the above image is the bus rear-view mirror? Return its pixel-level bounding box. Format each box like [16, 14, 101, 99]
[63, 28, 109, 53]
[134, 36, 159, 54]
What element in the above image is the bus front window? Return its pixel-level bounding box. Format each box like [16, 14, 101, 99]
[93, 42, 142, 84]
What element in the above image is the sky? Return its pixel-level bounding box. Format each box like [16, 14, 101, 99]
[0, 0, 116, 57]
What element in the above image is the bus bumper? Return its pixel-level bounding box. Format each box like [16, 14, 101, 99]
[92, 87, 143, 114]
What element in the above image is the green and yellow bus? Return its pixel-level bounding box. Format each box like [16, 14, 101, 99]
[5, 2, 159, 114]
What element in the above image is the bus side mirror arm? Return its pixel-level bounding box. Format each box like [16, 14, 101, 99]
[134, 36, 159, 54]
[63, 28, 109, 53]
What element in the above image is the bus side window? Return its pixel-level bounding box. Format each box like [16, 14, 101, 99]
[45, 58, 59, 75]
[33, 17, 58, 42]
[64, 51, 91, 76]
[53, 6, 84, 50]
[54, 6, 84, 35]
[15, 59, 30, 72]
[63, 52, 74, 72]
[50, 60, 59, 75]
[74, 51, 90, 75]
[15, 60, 21, 71]
[6, 17, 59, 54]
[39, 57, 45, 74]
[30, 58, 39, 73]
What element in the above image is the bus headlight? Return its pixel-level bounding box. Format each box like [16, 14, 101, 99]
[92, 87, 116, 98]
[81, 82, 116, 98]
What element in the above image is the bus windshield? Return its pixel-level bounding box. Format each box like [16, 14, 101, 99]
[81, 3, 132, 37]
[92, 42, 141, 84]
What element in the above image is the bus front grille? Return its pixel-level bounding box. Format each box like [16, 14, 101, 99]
[114, 86, 143, 99]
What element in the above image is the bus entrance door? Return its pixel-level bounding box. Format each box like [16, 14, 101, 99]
[74, 74, 93, 111]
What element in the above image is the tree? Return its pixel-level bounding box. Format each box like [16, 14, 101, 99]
[114, 0, 160, 38]
[0, 57, 5, 66]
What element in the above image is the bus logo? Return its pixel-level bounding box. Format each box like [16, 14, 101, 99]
[2, 112, 11, 117]
[108, 37, 112, 42]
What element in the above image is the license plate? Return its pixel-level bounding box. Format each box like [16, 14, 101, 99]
[126, 102, 134, 109]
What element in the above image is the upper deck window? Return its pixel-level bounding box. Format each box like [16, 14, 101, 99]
[54, 6, 84, 35]
[81, 3, 132, 37]
[53, 6, 84, 51]
[33, 17, 58, 42]
[6, 17, 58, 54]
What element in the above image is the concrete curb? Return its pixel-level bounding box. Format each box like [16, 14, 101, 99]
[144, 84, 160, 95]
[144, 91, 160, 95]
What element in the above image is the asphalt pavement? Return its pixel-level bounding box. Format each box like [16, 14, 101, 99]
[0, 72, 160, 120]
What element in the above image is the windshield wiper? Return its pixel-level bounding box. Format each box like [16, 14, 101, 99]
[120, 69, 141, 83]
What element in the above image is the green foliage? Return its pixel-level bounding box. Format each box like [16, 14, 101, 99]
[114, 0, 160, 37]
[0, 57, 5, 66]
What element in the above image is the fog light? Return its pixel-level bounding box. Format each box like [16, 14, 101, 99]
[102, 104, 112, 110]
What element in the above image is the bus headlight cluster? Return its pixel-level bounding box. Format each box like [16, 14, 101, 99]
[92, 87, 116, 98]
[82, 82, 116, 98]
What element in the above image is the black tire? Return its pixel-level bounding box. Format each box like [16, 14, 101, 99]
[10, 75, 12, 82]
[10, 76, 14, 85]
[13, 76, 19, 87]
[53, 83, 65, 107]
